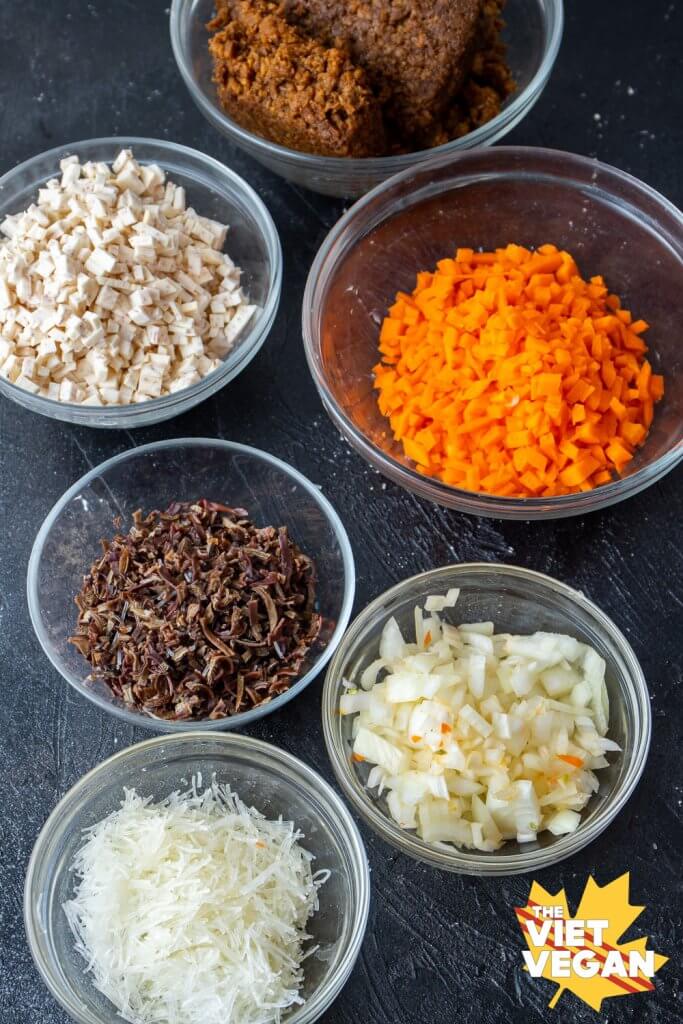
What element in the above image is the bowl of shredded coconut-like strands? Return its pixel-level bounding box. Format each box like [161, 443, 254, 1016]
[24, 733, 370, 1024]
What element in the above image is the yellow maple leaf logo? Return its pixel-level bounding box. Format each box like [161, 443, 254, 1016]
[515, 873, 668, 1011]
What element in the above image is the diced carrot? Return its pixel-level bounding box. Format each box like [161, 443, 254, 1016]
[506, 429, 531, 448]
[525, 447, 548, 473]
[609, 396, 627, 419]
[559, 455, 600, 487]
[531, 373, 562, 398]
[373, 244, 664, 498]
[380, 318, 403, 343]
[567, 379, 595, 404]
[631, 319, 649, 334]
[520, 470, 543, 492]
[558, 754, 584, 768]
[637, 361, 652, 399]
[643, 398, 654, 428]
[574, 421, 602, 445]
[606, 440, 633, 467]
[621, 421, 646, 446]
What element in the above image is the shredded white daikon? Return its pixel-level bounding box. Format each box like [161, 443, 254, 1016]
[342, 592, 618, 852]
[63, 780, 326, 1024]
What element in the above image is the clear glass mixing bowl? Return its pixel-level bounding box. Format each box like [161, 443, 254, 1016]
[170, 0, 563, 197]
[303, 146, 683, 518]
[322, 564, 651, 875]
[27, 439, 355, 730]
[24, 732, 371, 1024]
[0, 137, 281, 427]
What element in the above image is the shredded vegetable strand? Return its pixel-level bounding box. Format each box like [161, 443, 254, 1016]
[63, 781, 324, 1024]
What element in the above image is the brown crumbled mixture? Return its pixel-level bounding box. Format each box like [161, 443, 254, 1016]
[283, 0, 482, 145]
[208, 0, 386, 157]
[207, 0, 514, 157]
[417, 0, 516, 149]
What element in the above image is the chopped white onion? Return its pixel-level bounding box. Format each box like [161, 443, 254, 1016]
[360, 657, 386, 690]
[340, 592, 618, 852]
[424, 588, 460, 612]
[379, 617, 405, 661]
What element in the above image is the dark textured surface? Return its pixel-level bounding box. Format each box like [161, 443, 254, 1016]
[0, 1, 681, 1021]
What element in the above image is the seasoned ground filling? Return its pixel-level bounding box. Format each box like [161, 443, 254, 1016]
[420, 0, 516, 148]
[209, 0, 386, 157]
[207, 0, 514, 158]
[283, 0, 483, 144]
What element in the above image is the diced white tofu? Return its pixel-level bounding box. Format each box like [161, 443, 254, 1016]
[85, 247, 117, 276]
[15, 373, 40, 394]
[0, 353, 21, 381]
[137, 364, 163, 398]
[226, 303, 256, 342]
[59, 379, 79, 402]
[0, 148, 252, 407]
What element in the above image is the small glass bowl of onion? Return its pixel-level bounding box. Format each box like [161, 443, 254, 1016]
[24, 732, 370, 1024]
[322, 563, 651, 875]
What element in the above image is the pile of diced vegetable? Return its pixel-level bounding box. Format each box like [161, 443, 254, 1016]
[341, 590, 618, 852]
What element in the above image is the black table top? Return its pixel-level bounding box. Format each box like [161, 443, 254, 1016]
[0, 1, 681, 1022]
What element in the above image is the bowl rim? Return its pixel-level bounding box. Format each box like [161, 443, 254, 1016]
[322, 562, 652, 875]
[0, 135, 282, 421]
[27, 437, 356, 732]
[302, 144, 683, 519]
[23, 731, 372, 1024]
[169, 0, 564, 171]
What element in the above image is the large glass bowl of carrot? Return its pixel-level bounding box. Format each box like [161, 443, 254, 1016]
[303, 146, 682, 519]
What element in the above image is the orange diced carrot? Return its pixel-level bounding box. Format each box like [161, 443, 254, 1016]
[373, 245, 663, 499]
[558, 754, 584, 768]
[606, 440, 633, 467]
[621, 421, 646, 446]
[559, 455, 601, 486]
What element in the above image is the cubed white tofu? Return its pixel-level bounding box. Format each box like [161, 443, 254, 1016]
[116, 165, 146, 196]
[0, 149, 254, 408]
[226, 304, 256, 342]
[15, 372, 40, 393]
[112, 149, 132, 174]
[137, 363, 163, 397]
[0, 353, 21, 381]
[59, 379, 80, 402]
[85, 247, 117, 276]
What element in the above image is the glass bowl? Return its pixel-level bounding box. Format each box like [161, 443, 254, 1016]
[303, 146, 683, 519]
[170, 0, 563, 197]
[24, 732, 371, 1024]
[0, 137, 281, 427]
[27, 438, 355, 731]
[322, 563, 651, 876]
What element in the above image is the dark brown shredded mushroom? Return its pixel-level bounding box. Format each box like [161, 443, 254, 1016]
[69, 500, 322, 720]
